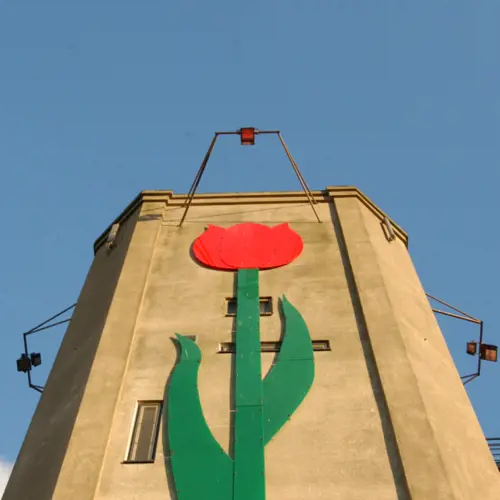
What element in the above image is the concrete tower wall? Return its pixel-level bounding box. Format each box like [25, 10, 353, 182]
[3, 202, 142, 500]
[3, 188, 498, 500]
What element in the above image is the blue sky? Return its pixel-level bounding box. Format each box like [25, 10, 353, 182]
[1, 0, 499, 491]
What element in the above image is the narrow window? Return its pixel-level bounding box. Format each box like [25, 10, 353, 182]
[126, 401, 162, 463]
[259, 297, 273, 315]
[225, 297, 273, 316]
[226, 298, 238, 316]
[218, 340, 331, 354]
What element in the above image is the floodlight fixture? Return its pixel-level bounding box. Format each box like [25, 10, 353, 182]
[16, 354, 31, 373]
[466, 341, 478, 356]
[239, 127, 256, 145]
[178, 127, 321, 227]
[480, 344, 498, 362]
[30, 352, 42, 367]
[16, 303, 75, 393]
[427, 293, 497, 385]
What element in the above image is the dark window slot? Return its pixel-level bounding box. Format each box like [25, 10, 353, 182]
[225, 297, 273, 316]
[218, 339, 331, 354]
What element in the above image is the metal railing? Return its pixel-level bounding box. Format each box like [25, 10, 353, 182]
[487, 438, 500, 469]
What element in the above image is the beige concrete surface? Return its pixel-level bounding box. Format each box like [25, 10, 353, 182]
[93, 200, 399, 500]
[3, 204, 141, 500]
[4, 187, 498, 500]
[334, 195, 500, 499]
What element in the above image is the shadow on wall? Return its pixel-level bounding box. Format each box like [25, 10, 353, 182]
[162, 337, 181, 500]
[329, 200, 412, 500]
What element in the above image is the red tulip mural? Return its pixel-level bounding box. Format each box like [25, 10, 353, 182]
[164, 223, 315, 500]
[193, 223, 304, 270]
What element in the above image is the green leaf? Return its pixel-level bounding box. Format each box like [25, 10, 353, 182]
[262, 296, 315, 445]
[164, 335, 233, 500]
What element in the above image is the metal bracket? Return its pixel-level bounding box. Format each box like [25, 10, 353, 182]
[106, 223, 120, 251]
[178, 128, 321, 226]
[426, 293, 490, 385]
[17, 304, 76, 393]
[382, 216, 396, 242]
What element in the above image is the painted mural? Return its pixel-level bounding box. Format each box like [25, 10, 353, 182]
[163, 223, 315, 500]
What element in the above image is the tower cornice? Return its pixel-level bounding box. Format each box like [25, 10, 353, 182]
[93, 186, 408, 253]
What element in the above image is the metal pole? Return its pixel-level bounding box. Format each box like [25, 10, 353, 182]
[23, 331, 33, 388]
[179, 133, 219, 227]
[23, 304, 76, 336]
[183, 134, 218, 203]
[431, 309, 481, 324]
[23, 332, 29, 357]
[277, 133, 321, 223]
[179, 129, 321, 225]
[477, 321, 484, 376]
[26, 318, 72, 336]
[426, 294, 479, 322]
[277, 133, 316, 199]
[463, 374, 478, 385]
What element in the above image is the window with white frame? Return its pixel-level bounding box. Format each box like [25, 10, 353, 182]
[126, 401, 162, 463]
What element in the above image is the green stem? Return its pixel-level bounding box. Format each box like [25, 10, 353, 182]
[233, 268, 265, 500]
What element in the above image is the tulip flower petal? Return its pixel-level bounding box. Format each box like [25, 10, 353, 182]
[266, 223, 303, 269]
[192, 223, 303, 271]
[220, 224, 272, 269]
[193, 225, 233, 270]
